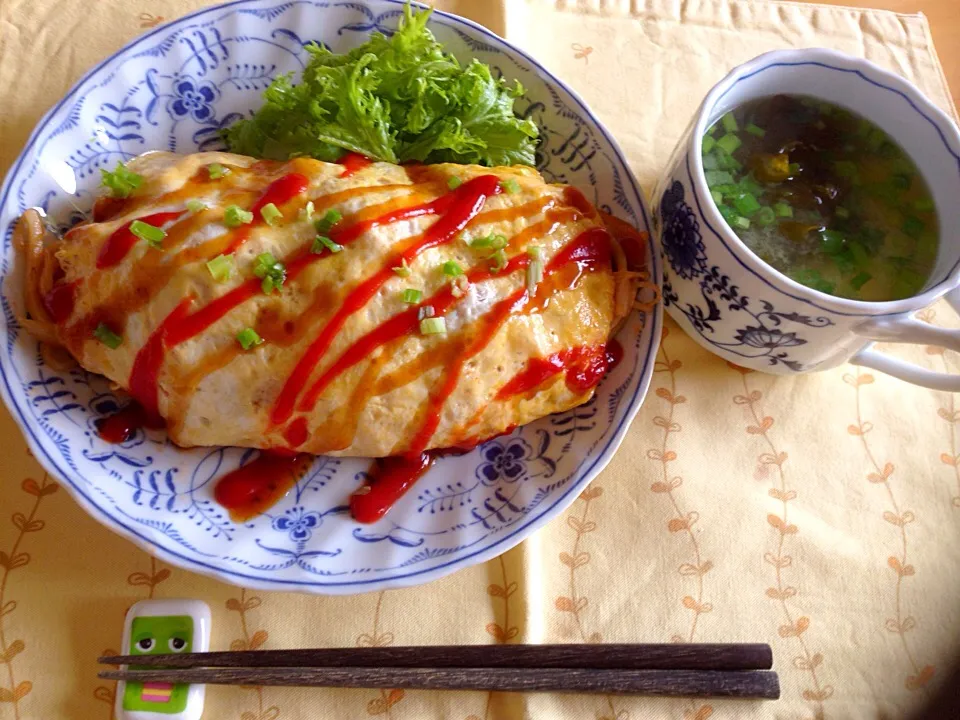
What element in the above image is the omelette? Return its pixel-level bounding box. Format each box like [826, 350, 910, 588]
[14, 151, 646, 458]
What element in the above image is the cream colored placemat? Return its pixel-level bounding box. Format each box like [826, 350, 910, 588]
[0, 1, 958, 719]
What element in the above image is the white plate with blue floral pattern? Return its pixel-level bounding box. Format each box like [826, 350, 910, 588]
[0, 0, 661, 593]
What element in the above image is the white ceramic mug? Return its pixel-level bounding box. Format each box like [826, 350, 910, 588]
[652, 48, 960, 391]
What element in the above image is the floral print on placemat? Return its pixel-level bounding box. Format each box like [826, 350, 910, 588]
[648, 326, 713, 720]
[226, 588, 280, 720]
[0, 470, 57, 718]
[846, 368, 935, 693]
[730, 364, 833, 717]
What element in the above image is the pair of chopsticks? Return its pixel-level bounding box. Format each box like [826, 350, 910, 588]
[100, 643, 779, 699]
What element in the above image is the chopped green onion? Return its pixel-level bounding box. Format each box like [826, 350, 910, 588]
[788, 162, 800, 175]
[236, 328, 263, 350]
[252, 252, 286, 294]
[224, 205, 253, 227]
[526, 256, 544, 293]
[205, 254, 234, 282]
[866, 128, 887, 152]
[774, 202, 793, 218]
[442, 260, 463, 277]
[849, 241, 869, 266]
[315, 209, 342, 234]
[130, 220, 166, 249]
[702, 153, 719, 171]
[913, 198, 936, 213]
[721, 112, 739, 133]
[392, 259, 411, 277]
[704, 170, 734, 186]
[732, 216, 750, 230]
[878, 142, 899, 159]
[500, 179, 520, 194]
[710, 190, 724, 205]
[851, 272, 872, 291]
[447, 176, 462, 190]
[902, 216, 924, 238]
[835, 207, 850, 219]
[755, 206, 776, 227]
[716, 134, 742, 155]
[299, 201, 315, 223]
[746, 123, 766, 137]
[714, 148, 742, 171]
[527, 246, 543, 261]
[712, 184, 738, 195]
[402, 288, 423, 304]
[706, 124, 717, 137]
[260, 202, 283, 226]
[418, 305, 435, 320]
[208, 163, 230, 180]
[100, 162, 143, 198]
[420, 317, 446, 335]
[702, 136, 717, 154]
[890, 173, 911, 190]
[312, 235, 343, 254]
[489, 249, 507, 273]
[186, 199, 206, 213]
[470, 233, 508, 250]
[93, 323, 122, 349]
[732, 193, 761, 217]
[821, 230, 845, 255]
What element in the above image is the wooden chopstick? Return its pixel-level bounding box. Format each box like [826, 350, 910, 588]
[99, 643, 773, 671]
[97, 666, 780, 699]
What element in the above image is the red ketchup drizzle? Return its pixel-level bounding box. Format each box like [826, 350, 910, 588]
[127, 298, 194, 423]
[214, 452, 313, 522]
[350, 452, 434, 524]
[495, 354, 566, 399]
[223, 172, 310, 254]
[337, 152, 373, 178]
[95, 402, 163, 444]
[495, 339, 624, 400]
[334, 227, 613, 522]
[270, 174, 501, 427]
[43, 280, 79, 324]
[129, 177, 473, 422]
[97, 210, 186, 269]
[294, 253, 531, 423]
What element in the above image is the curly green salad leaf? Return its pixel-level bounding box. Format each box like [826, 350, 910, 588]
[223, 4, 539, 167]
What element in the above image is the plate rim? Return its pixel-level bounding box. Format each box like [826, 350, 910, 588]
[0, 0, 663, 594]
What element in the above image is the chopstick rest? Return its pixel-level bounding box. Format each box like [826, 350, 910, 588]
[114, 599, 211, 720]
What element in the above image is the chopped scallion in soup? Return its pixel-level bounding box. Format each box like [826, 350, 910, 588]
[702, 94, 937, 301]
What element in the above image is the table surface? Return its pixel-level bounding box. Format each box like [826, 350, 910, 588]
[816, 0, 960, 106]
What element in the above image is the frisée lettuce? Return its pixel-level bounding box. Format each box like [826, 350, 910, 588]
[224, 4, 539, 167]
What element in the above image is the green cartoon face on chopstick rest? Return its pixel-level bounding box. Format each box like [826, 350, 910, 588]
[122, 615, 193, 713]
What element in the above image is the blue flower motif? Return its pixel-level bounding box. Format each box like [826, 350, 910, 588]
[272, 506, 322, 541]
[477, 438, 531, 484]
[734, 325, 806, 350]
[168, 78, 217, 122]
[659, 181, 707, 281]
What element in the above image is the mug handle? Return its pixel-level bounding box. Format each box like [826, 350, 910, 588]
[851, 287, 960, 392]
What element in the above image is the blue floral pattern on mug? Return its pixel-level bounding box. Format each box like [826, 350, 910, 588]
[660, 180, 707, 280]
[660, 179, 833, 372]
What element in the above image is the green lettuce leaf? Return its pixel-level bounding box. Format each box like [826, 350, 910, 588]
[224, 3, 538, 167]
